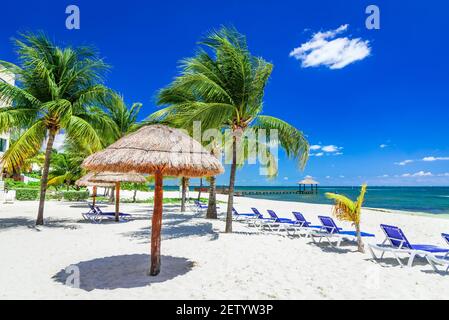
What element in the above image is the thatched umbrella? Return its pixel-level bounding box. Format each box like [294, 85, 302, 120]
[82, 125, 224, 276]
[75, 172, 114, 206]
[298, 176, 320, 194]
[88, 172, 147, 221]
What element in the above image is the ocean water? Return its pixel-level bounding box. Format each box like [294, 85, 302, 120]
[231, 186, 449, 216]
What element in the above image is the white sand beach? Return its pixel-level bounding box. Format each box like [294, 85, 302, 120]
[1, 192, 448, 300]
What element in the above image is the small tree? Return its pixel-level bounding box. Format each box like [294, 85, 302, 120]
[325, 184, 368, 253]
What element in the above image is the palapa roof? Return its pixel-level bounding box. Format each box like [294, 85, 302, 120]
[298, 177, 319, 185]
[88, 172, 147, 184]
[82, 125, 224, 177]
[75, 172, 115, 187]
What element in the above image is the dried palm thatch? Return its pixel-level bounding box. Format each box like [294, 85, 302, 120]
[75, 172, 114, 188]
[88, 172, 147, 184]
[82, 125, 224, 177]
[298, 178, 319, 185]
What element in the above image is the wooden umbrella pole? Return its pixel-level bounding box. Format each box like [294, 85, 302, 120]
[150, 170, 163, 276]
[115, 182, 120, 222]
[92, 186, 97, 206]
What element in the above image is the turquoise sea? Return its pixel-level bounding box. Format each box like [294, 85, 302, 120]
[230, 186, 449, 216]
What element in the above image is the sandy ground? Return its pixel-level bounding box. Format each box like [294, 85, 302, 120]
[0, 191, 449, 300]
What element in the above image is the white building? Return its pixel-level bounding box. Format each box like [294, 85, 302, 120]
[0, 69, 15, 177]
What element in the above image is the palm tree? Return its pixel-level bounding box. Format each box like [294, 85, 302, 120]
[102, 93, 143, 143]
[47, 150, 83, 190]
[325, 184, 368, 253]
[152, 27, 309, 232]
[0, 32, 110, 225]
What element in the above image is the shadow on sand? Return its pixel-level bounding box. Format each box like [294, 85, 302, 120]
[0, 217, 79, 231]
[121, 212, 219, 242]
[53, 254, 193, 291]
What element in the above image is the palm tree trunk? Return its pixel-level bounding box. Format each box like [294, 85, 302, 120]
[206, 176, 217, 219]
[225, 136, 237, 233]
[150, 170, 163, 276]
[355, 222, 365, 253]
[181, 177, 187, 212]
[36, 130, 56, 225]
[109, 186, 115, 203]
[197, 178, 203, 201]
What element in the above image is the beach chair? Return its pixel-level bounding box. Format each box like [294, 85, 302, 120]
[193, 200, 208, 213]
[82, 204, 132, 223]
[291, 212, 323, 237]
[81, 203, 100, 222]
[95, 206, 132, 222]
[247, 208, 276, 228]
[312, 216, 375, 248]
[232, 207, 259, 221]
[426, 233, 449, 272]
[368, 225, 449, 268]
[263, 210, 299, 234]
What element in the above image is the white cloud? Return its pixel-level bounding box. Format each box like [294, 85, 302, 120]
[289, 24, 371, 69]
[326, 176, 331, 179]
[283, 177, 289, 180]
[423, 156, 449, 162]
[311, 152, 324, 157]
[437, 173, 449, 177]
[380, 144, 388, 148]
[310, 145, 322, 151]
[402, 171, 433, 177]
[395, 160, 414, 166]
[322, 145, 342, 153]
[339, 175, 345, 178]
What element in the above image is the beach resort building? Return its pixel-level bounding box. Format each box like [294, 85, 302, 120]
[0, 69, 15, 176]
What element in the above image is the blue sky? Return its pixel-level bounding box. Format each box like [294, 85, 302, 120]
[1, 0, 448, 186]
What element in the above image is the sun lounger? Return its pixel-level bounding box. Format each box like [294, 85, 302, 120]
[193, 200, 208, 213]
[246, 208, 276, 228]
[290, 212, 323, 237]
[82, 203, 132, 223]
[426, 233, 449, 272]
[368, 225, 449, 268]
[262, 210, 299, 234]
[232, 207, 258, 221]
[312, 216, 375, 247]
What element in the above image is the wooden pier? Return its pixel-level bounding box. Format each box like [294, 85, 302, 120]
[194, 187, 319, 196]
[233, 189, 315, 196]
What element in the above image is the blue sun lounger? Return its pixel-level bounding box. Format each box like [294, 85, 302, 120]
[368, 225, 449, 268]
[246, 208, 275, 228]
[261, 210, 300, 234]
[232, 207, 259, 221]
[194, 200, 208, 212]
[426, 233, 449, 272]
[290, 212, 324, 237]
[312, 216, 375, 247]
[82, 204, 132, 223]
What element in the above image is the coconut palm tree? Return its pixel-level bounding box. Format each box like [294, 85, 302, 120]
[101, 93, 143, 143]
[0, 32, 111, 225]
[47, 151, 83, 190]
[151, 27, 309, 232]
[325, 184, 368, 253]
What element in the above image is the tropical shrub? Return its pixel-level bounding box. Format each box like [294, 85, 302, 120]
[325, 184, 368, 253]
[16, 188, 39, 200]
[61, 190, 89, 202]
